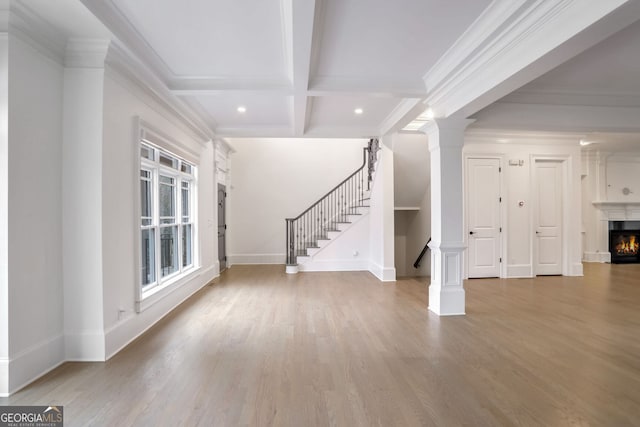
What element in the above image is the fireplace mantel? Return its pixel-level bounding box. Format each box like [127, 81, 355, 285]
[593, 201, 640, 221]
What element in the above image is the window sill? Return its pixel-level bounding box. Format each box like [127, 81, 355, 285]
[136, 266, 201, 313]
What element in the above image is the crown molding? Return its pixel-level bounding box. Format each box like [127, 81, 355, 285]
[7, 1, 66, 65]
[472, 102, 640, 133]
[214, 137, 235, 155]
[215, 126, 294, 138]
[65, 38, 110, 68]
[465, 128, 584, 146]
[179, 97, 219, 131]
[168, 77, 292, 96]
[105, 41, 215, 143]
[378, 98, 424, 136]
[422, 0, 638, 118]
[80, 0, 174, 79]
[501, 89, 640, 108]
[309, 76, 426, 98]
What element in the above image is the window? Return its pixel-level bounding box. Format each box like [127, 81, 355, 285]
[140, 142, 196, 296]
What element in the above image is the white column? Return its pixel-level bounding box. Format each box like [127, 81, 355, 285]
[421, 118, 472, 316]
[62, 40, 110, 360]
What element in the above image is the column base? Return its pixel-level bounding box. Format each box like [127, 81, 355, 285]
[428, 285, 465, 316]
[285, 265, 299, 274]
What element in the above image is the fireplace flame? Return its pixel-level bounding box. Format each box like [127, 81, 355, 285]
[615, 235, 639, 255]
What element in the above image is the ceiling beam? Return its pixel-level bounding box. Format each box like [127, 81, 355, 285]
[286, 0, 321, 136]
[422, 0, 640, 120]
[378, 99, 425, 136]
[168, 77, 292, 96]
[472, 102, 640, 133]
[80, 0, 174, 79]
[309, 76, 426, 99]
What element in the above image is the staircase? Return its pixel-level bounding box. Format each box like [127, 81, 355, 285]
[285, 139, 380, 273]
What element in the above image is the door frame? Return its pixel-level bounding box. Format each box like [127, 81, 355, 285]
[463, 153, 507, 279]
[530, 154, 571, 276]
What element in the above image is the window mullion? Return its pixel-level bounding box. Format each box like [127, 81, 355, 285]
[154, 166, 161, 286]
[177, 176, 183, 274]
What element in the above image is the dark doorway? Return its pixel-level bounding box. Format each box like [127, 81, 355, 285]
[218, 184, 227, 271]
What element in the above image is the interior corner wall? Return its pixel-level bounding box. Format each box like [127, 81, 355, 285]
[463, 140, 583, 277]
[6, 35, 64, 393]
[0, 32, 8, 396]
[405, 185, 431, 277]
[369, 143, 396, 281]
[101, 70, 217, 359]
[226, 137, 365, 265]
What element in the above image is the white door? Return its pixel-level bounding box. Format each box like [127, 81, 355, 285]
[534, 160, 563, 275]
[467, 158, 501, 278]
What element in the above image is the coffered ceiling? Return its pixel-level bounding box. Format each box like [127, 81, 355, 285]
[17, 0, 640, 141]
[79, 0, 491, 138]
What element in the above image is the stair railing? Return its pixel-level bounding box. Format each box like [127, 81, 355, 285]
[286, 139, 379, 266]
[413, 237, 431, 268]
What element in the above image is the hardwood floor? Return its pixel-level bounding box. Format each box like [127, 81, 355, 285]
[2, 263, 640, 426]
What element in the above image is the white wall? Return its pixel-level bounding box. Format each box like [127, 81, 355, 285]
[392, 132, 432, 278]
[463, 138, 583, 277]
[393, 133, 430, 208]
[0, 32, 8, 395]
[6, 35, 64, 393]
[405, 185, 432, 277]
[226, 137, 366, 264]
[100, 68, 217, 358]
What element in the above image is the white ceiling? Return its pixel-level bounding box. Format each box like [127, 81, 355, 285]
[74, 0, 492, 138]
[112, 0, 289, 79]
[501, 19, 640, 104]
[19, 0, 640, 142]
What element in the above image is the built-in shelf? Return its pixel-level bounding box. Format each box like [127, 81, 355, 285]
[394, 207, 421, 211]
[593, 201, 640, 221]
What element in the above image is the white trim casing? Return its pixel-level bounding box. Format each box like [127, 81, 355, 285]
[530, 154, 583, 276]
[1, 335, 65, 396]
[463, 153, 507, 279]
[135, 119, 199, 312]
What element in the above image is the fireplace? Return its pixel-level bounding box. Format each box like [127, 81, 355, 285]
[609, 229, 640, 263]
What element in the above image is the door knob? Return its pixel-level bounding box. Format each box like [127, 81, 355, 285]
[536, 231, 540, 234]
[469, 231, 475, 235]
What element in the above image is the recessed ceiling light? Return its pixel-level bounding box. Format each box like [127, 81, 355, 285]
[237, 106, 246, 113]
[579, 140, 592, 146]
[424, 108, 434, 119]
[354, 108, 363, 115]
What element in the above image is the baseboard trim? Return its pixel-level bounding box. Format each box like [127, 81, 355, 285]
[105, 266, 217, 360]
[299, 259, 369, 272]
[2, 334, 65, 396]
[507, 264, 533, 278]
[228, 253, 285, 264]
[369, 262, 396, 282]
[0, 358, 7, 396]
[65, 330, 106, 362]
[571, 262, 584, 277]
[583, 252, 610, 263]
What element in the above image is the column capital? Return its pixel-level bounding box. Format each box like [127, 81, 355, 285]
[65, 38, 111, 68]
[420, 118, 474, 151]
